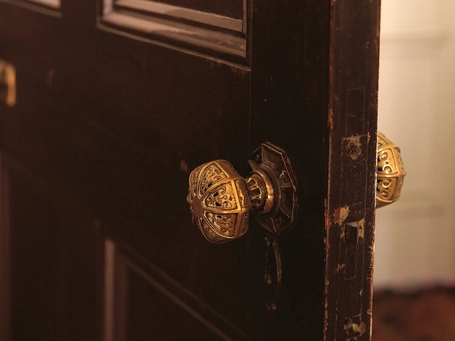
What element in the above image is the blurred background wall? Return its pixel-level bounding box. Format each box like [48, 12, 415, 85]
[375, 0, 455, 287]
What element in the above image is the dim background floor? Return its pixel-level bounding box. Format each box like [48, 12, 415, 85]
[373, 287, 455, 341]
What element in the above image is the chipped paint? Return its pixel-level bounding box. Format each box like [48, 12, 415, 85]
[344, 319, 366, 337]
[334, 206, 350, 225]
[344, 135, 363, 160]
[328, 107, 333, 129]
[324, 199, 330, 249]
[346, 218, 366, 242]
[324, 0, 379, 335]
[339, 207, 349, 224]
[324, 199, 330, 225]
[324, 237, 330, 251]
[352, 322, 366, 336]
[345, 134, 362, 147]
[358, 218, 365, 239]
[367, 222, 375, 337]
[323, 198, 330, 341]
[335, 263, 345, 273]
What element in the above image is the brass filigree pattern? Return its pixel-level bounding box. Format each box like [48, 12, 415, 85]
[198, 163, 227, 196]
[186, 160, 251, 244]
[187, 143, 298, 243]
[376, 132, 406, 208]
[204, 184, 236, 209]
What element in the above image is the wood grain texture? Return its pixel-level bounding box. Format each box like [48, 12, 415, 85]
[0, 0, 380, 339]
[324, 0, 380, 339]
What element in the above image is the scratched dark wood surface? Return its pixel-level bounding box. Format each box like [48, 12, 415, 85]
[0, 0, 379, 340]
[324, 1, 380, 339]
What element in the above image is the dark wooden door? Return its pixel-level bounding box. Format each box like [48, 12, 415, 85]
[0, 0, 380, 340]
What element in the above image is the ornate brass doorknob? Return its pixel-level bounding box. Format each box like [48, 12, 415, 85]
[376, 132, 406, 208]
[186, 143, 298, 244]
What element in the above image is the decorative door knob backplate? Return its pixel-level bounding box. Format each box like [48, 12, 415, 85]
[186, 143, 298, 244]
[187, 134, 405, 243]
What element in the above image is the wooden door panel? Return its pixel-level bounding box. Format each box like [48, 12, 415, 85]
[2, 1, 253, 337]
[105, 240, 246, 340]
[0, 0, 381, 339]
[90, 49, 252, 339]
[100, 0, 247, 62]
[27, 0, 60, 9]
[2, 156, 99, 341]
[136, 0, 245, 19]
[72, 26, 252, 333]
[10, 171, 66, 341]
[125, 268, 233, 340]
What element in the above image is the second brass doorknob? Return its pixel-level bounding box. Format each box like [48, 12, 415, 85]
[376, 132, 406, 208]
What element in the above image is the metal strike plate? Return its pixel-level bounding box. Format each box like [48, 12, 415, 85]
[0, 60, 16, 107]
